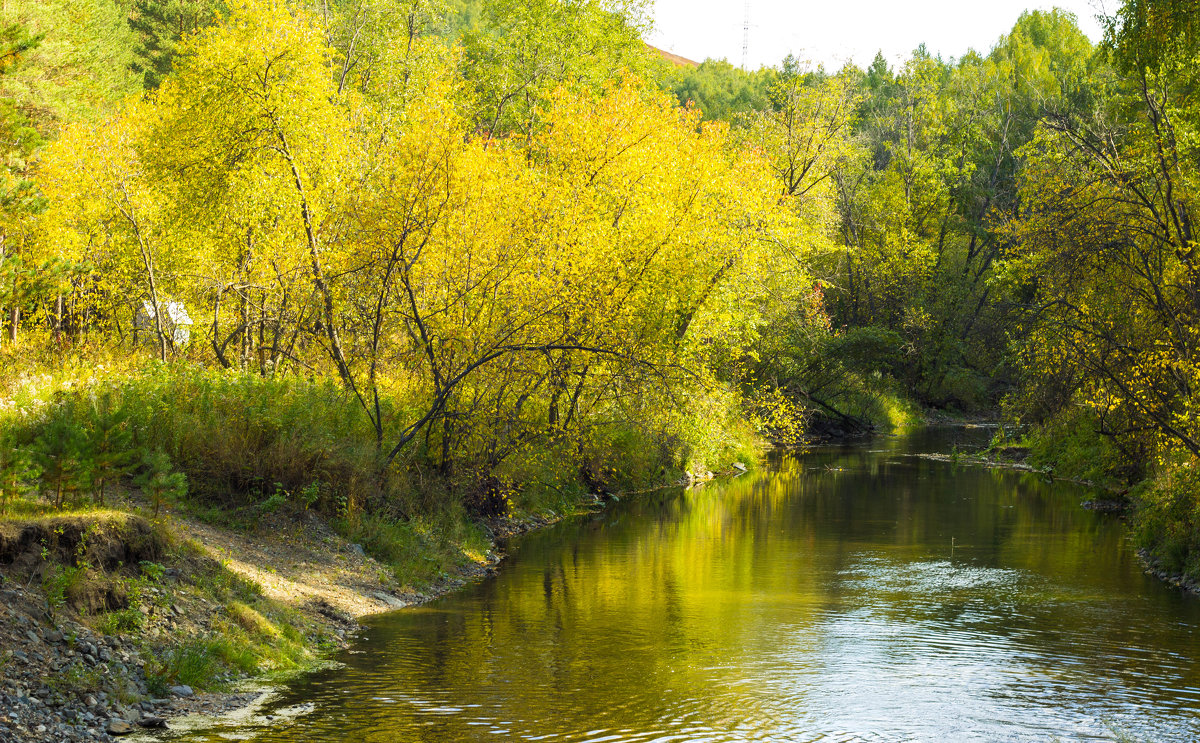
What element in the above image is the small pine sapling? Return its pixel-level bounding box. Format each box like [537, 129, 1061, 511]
[0, 436, 40, 514]
[31, 418, 93, 509]
[134, 450, 187, 517]
[86, 399, 139, 506]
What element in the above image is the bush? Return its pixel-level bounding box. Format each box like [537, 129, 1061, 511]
[113, 366, 379, 511]
[1134, 461, 1200, 581]
[9, 364, 381, 516]
[1025, 406, 1131, 487]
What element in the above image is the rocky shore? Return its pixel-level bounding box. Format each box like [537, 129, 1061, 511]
[0, 508, 405, 743]
[0, 581, 266, 743]
[0, 472, 714, 743]
[1138, 549, 1200, 595]
[0, 501, 583, 742]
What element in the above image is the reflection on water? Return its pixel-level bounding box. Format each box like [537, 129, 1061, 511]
[172, 428, 1200, 742]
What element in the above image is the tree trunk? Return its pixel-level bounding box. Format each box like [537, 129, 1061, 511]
[54, 293, 63, 342]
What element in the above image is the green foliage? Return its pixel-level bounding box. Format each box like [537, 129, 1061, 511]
[334, 511, 487, 587]
[1023, 406, 1129, 487]
[0, 429, 39, 513]
[0, 0, 140, 127]
[134, 449, 188, 516]
[113, 366, 379, 511]
[462, 0, 652, 136]
[81, 391, 140, 505]
[128, 0, 225, 89]
[42, 562, 88, 611]
[1135, 461, 1200, 582]
[147, 639, 222, 690]
[31, 415, 93, 509]
[96, 607, 145, 634]
[227, 601, 279, 640]
[666, 58, 773, 121]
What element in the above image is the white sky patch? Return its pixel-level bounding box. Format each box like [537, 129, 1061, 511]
[648, 0, 1112, 71]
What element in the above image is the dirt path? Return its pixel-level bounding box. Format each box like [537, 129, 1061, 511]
[167, 510, 408, 619]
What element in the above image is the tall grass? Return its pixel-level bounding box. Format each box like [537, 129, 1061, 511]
[115, 366, 381, 509]
[4, 357, 762, 584]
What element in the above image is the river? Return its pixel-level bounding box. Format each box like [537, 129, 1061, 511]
[173, 428, 1200, 742]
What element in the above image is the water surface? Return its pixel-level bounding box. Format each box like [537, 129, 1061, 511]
[176, 428, 1200, 742]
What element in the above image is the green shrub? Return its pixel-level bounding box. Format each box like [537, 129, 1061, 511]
[97, 608, 145, 635]
[43, 563, 88, 612]
[1134, 462, 1200, 581]
[103, 366, 377, 509]
[1025, 406, 1130, 486]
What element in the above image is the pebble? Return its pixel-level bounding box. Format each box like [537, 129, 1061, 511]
[106, 719, 134, 735]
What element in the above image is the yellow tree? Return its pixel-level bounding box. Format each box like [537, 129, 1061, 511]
[38, 100, 188, 359]
[151, 0, 355, 374]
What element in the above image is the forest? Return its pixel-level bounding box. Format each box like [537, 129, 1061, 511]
[1, 0, 1199, 589]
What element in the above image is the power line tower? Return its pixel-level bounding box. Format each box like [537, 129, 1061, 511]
[741, 0, 750, 70]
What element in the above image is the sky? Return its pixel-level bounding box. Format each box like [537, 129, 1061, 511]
[648, 0, 1110, 71]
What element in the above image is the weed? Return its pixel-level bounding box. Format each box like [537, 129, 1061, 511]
[147, 640, 221, 690]
[139, 560, 166, 582]
[43, 563, 88, 612]
[48, 662, 104, 696]
[97, 608, 145, 635]
[227, 601, 280, 640]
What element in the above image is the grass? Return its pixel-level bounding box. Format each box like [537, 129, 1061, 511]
[142, 561, 326, 694]
[97, 607, 145, 634]
[334, 510, 491, 588]
[1024, 409, 1130, 488]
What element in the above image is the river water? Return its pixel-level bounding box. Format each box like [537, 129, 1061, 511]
[175, 428, 1200, 742]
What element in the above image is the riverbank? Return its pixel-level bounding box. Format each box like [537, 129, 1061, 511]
[0, 346, 763, 740]
[0, 471, 718, 741]
[0, 499, 562, 741]
[0, 504, 372, 741]
[135, 427, 1200, 743]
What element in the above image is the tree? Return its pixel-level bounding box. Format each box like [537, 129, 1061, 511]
[0, 17, 40, 343]
[32, 417, 92, 509]
[668, 58, 773, 122]
[128, 0, 225, 89]
[1002, 0, 1200, 467]
[461, 0, 653, 138]
[0, 429, 39, 513]
[85, 393, 139, 506]
[135, 449, 187, 516]
[38, 101, 187, 359]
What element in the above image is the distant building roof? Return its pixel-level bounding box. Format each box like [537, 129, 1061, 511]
[646, 43, 700, 69]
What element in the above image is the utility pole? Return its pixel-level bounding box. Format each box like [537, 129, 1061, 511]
[742, 0, 750, 70]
